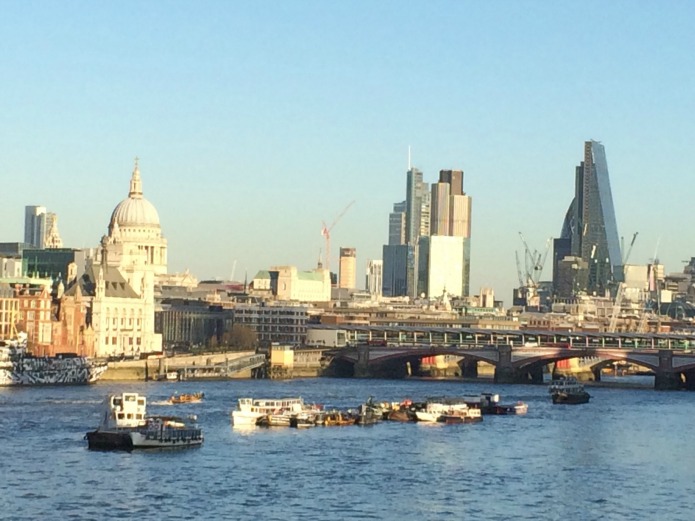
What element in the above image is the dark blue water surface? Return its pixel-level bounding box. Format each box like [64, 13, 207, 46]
[1, 377, 694, 521]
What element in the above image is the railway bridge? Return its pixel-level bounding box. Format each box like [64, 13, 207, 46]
[314, 325, 695, 390]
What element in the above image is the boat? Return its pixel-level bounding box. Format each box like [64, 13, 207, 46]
[0, 334, 108, 386]
[549, 377, 591, 405]
[321, 410, 357, 426]
[415, 398, 472, 423]
[168, 392, 204, 404]
[438, 406, 483, 424]
[85, 392, 203, 450]
[354, 397, 383, 425]
[231, 397, 307, 427]
[462, 393, 528, 415]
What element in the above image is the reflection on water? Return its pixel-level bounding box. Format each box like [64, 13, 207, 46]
[1, 377, 694, 520]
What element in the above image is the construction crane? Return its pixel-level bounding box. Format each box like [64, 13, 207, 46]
[321, 200, 355, 274]
[517, 233, 551, 288]
[621, 232, 638, 265]
[608, 282, 625, 333]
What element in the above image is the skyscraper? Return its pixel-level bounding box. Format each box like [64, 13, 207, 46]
[424, 169, 472, 297]
[365, 259, 383, 297]
[24, 205, 47, 248]
[554, 141, 621, 296]
[338, 247, 357, 289]
[388, 201, 406, 246]
[405, 167, 430, 246]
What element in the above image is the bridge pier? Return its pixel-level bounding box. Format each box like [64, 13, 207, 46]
[460, 359, 478, 379]
[654, 350, 681, 390]
[354, 345, 371, 378]
[494, 345, 520, 384]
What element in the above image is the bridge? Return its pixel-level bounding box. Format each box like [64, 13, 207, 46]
[313, 325, 695, 390]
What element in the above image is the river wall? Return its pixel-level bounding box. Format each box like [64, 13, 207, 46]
[101, 351, 256, 381]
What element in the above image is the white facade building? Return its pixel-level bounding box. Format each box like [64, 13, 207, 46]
[417, 235, 465, 298]
[365, 259, 383, 297]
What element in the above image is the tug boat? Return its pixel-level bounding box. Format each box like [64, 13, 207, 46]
[549, 377, 591, 405]
[85, 392, 203, 450]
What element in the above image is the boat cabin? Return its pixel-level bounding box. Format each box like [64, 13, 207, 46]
[100, 392, 148, 429]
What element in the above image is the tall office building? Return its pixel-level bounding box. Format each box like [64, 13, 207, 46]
[365, 259, 383, 297]
[405, 168, 430, 246]
[417, 235, 465, 298]
[439, 169, 463, 195]
[554, 141, 621, 296]
[388, 201, 406, 246]
[430, 182, 450, 235]
[24, 206, 47, 248]
[382, 244, 415, 297]
[425, 169, 472, 297]
[338, 247, 357, 289]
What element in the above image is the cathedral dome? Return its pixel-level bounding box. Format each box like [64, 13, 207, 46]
[110, 197, 160, 227]
[109, 160, 161, 228]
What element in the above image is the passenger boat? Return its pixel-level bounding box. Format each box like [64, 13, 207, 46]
[415, 398, 472, 423]
[168, 392, 204, 404]
[438, 406, 483, 424]
[231, 397, 307, 427]
[85, 392, 203, 450]
[549, 377, 591, 405]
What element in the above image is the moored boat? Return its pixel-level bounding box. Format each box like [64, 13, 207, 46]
[231, 397, 307, 427]
[0, 334, 107, 386]
[168, 392, 204, 404]
[549, 377, 591, 405]
[85, 392, 203, 450]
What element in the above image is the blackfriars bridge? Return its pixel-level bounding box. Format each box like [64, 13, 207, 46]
[313, 325, 695, 390]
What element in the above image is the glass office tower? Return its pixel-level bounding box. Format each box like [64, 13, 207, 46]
[555, 141, 622, 296]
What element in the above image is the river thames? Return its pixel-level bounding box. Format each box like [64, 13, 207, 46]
[1, 377, 693, 521]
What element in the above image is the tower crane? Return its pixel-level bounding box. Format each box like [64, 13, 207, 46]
[321, 200, 355, 274]
[621, 232, 638, 265]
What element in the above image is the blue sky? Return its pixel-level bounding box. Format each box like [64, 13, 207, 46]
[2, 1, 694, 303]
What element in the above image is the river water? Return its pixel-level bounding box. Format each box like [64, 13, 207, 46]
[1, 377, 693, 521]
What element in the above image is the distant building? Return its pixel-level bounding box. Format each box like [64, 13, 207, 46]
[156, 300, 235, 347]
[382, 244, 415, 297]
[24, 206, 47, 248]
[24, 207, 63, 249]
[234, 303, 307, 345]
[388, 201, 406, 246]
[417, 235, 465, 298]
[554, 141, 621, 296]
[338, 247, 357, 289]
[365, 259, 383, 298]
[251, 266, 330, 302]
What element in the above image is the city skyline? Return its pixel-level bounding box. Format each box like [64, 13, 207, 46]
[2, 3, 695, 303]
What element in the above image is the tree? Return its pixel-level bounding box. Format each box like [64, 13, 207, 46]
[224, 324, 257, 351]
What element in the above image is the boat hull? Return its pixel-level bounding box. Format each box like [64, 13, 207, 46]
[86, 428, 204, 451]
[552, 392, 591, 405]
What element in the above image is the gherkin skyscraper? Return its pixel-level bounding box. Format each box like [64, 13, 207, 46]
[554, 141, 622, 296]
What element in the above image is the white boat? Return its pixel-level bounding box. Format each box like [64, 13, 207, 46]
[85, 392, 203, 450]
[415, 400, 471, 423]
[231, 397, 306, 427]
